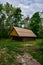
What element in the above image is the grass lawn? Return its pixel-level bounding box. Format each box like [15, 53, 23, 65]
[0, 38, 43, 65]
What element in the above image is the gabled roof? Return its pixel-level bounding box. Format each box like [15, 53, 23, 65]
[9, 27, 36, 37]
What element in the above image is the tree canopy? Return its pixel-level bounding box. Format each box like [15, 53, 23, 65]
[0, 3, 43, 38]
[29, 12, 41, 37]
[0, 2, 23, 38]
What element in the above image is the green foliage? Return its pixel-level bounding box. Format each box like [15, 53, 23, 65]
[0, 4, 6, 37]
[0, 4, 3, 11]
[29, 12, 41, 37]
[0, 39, 43, 65]
[4, 3, 22, 27]
[0, 2, 23, 38]
[13, 8, 22, 27]
[36, 39, 43, 48]
[4, 2, 13, 14]
[39, 26, 43, 38]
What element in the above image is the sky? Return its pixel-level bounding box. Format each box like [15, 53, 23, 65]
[0, 0, 43, 18]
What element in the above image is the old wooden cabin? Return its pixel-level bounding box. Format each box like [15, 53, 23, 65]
[9, 27, 36, 41]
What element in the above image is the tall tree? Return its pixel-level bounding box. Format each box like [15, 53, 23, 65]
[0, 3, 23, 37]
[29, 12, 41, 36]
[23, 16, 30, 28]
[4, 3, 22, 27]
[0, 4, 3, 27]
[13, 8, 22, 27]
[4, 2, 14, 27]
[0, 4, 6, 37]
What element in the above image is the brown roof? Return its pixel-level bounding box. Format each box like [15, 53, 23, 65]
[10, 27, 36, 37]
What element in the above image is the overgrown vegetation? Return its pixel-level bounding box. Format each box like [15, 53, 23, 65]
[0, 39, 43, 65]
[0, 1, 43, 65]
[0, 2, 43, 38]
[29, 12, 42, 37]
[0, 2, 22, 38]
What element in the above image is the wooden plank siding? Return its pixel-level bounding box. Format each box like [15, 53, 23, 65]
[10, 29, 18, 36]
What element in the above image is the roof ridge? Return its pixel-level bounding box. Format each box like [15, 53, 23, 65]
[14, 26, 31, 31]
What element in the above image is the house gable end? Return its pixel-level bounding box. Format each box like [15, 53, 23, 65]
[10, 28, 19, 36]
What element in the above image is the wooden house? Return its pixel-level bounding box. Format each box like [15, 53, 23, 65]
[9, 27, 36, 41]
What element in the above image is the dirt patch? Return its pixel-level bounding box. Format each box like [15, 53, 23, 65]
[17, 53, 41, 65]
[24, 44, 33, 47]
[0, 48, 19, 65]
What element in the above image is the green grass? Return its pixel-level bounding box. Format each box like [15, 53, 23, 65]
[0, 39, 43, 65]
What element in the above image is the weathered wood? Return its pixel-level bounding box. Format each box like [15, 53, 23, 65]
[9, 27, 36, 41]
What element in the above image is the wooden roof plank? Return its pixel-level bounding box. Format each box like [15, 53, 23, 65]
[9, 27, 36, 37]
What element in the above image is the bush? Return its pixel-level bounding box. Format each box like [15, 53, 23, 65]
[37, 39, 43, 48]
[0, 28, 9, 38]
